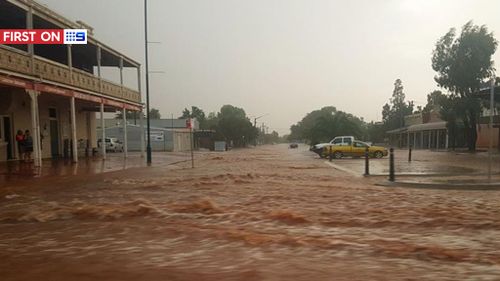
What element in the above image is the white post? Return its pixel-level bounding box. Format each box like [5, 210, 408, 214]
[28, 90, 41, 167]
[140, 108, 145, 158]
[190, 122, 194, 168]
[445, 130, 449, 150]
[488, 77, 495, 181]
[119, 57, 124, 85]
[123, 108, 128, 158]
[97, 46, 102, 93]
[428, 131, 431, 149]
[407, 132, 410, 149]
[420, 131, 424, 149]
[137, 67, 142, 95]
[35, 94, 41, 166]
[70, 97, 78, 163]
[67, 44, 72, 82]
[100, 102, 106, 160]
[67, 44, 72, 68]
[436, 130, 440, 150]
[27, 6, 34, 72]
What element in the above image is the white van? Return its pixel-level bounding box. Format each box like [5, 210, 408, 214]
[97, 138, 124, 152]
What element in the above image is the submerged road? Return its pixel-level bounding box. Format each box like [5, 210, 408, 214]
[1, 144, 499, 280]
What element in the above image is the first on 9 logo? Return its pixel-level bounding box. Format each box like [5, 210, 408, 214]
[64, 29, 87, 44]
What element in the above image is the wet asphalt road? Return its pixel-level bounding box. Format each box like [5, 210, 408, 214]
[1, 145, 500, 281]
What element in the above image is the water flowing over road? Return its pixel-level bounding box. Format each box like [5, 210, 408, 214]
[1, 145, 500, 280]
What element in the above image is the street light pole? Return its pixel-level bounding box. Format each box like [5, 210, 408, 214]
[488, 77, 495, 181]
[253, 114, 268, 146]
[144, 0, 152, 165]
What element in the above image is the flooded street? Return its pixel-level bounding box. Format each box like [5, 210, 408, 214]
[1, 144, 500, 281]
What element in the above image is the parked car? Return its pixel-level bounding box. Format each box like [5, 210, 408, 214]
[310, 136, 355, 156]
[321, 140, 387, 159]
[289, 142, 298, 149]
[97, 138, 124, 152]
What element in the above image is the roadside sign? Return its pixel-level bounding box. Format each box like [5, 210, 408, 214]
[147, 131, 164, 141]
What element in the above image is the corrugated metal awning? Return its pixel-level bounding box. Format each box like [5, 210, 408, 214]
[386, 127, 408, 134]
[407, 121, 446, 132]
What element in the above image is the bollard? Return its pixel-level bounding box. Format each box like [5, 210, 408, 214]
[408, 145, 412, 162]
[329, 146, 333, 162]
[389, 148, 395, 182]
[364, 147, 370, 176]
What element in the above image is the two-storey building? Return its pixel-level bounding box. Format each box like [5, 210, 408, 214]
[0, 0, 143, 165]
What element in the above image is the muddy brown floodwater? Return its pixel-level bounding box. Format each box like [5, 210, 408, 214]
[1, 144, 500, 281]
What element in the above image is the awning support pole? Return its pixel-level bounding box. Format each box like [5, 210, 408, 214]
[123, 108, 128, 158]
[28, 90, 42, 167]
[70, 97, 78, 163]
[140, 108, 145, 158]
[100, 102, 106, 160]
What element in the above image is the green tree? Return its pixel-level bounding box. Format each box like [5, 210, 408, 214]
[382, 79, 414, 131]
[115, 108, 160, 120]
[215, 105, 258, 147]
[180, 106, 208, 129]
[366, 122, 385, 144]
[205, 112, 219, 130]
[263, 131, 281, 144]
[289, 106, 366, 145]
[115, 110, 138, 120]
[149, 108, 161, 119]
[422, 90, 462, 149]
[423, 90, 445, 113]
[432, 21, 497, 150]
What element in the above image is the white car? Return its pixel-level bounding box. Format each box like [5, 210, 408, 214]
[310, 136, 355, 157]
[98, 138, 124, 152]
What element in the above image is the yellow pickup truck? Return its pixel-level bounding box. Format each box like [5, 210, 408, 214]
[321, 140, 388, 159]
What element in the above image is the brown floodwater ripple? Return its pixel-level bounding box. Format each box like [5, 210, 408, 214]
[1, 145, 500, 280]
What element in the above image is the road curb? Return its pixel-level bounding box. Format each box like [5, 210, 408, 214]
[324, 161, 362, 177]
[376, 180, 500, 191]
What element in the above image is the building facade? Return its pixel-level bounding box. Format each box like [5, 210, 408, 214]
[386, 110, 462, 150]
[476, 84, 500, 150]
[98, 125, 193, 152]
[101, 118, 200, 131]
[0, 0, 142, 164]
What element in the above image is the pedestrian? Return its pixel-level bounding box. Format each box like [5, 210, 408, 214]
[15, 130, 25, 161]
[23, 130, 33, 162]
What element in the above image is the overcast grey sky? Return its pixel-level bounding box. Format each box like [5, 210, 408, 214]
[39, 0, 500, 135]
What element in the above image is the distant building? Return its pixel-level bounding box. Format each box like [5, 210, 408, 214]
[100, 118, 199, 131]
[98, 118, 213, 151]
[475, 84, 500, 150]
[386, 110, 454, 150]
[388, 83, 500, 150]
[97, 125, 192, 152]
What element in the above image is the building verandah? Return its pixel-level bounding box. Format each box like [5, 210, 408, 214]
[387, 127, 450, 150]
[385, 110, 469, 151]
[0, 75, 143, 166]
[0, 0, 145, 166]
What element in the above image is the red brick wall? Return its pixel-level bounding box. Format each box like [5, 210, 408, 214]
[476, 124, 499, 149]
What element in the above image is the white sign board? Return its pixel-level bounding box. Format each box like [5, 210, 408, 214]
[147, 131, 164, 142]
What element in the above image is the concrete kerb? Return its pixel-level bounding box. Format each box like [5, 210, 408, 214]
[323, 161, 489, 179]
[376, 180, 500, 191]
[323, 159, 500, 190]
[323, 161, 494, 177]
[324, 161, 361, 177]
[364, 172, 500, 178]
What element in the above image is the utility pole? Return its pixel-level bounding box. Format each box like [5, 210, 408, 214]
[187, 118, 194, 168]
[253, 114, 268, 146]
[488, 77, 495, 181]
[144, 0, 152, 165]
